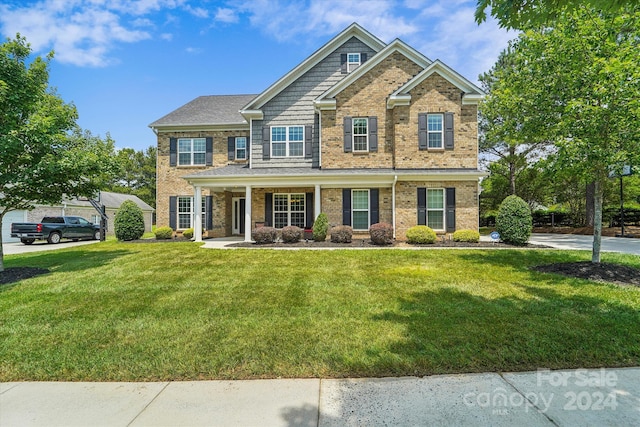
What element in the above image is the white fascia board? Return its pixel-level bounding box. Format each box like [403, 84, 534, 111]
[462, 94, 484, 105]
[242, 23, 386, 111]
[239, 109, 263, 120]
[150, 123, 250, 133]
[313, 99, 337, 111]
[391, 60, 485, 100]
[387, 94, 412, 109]
[317, 39, 432, 103]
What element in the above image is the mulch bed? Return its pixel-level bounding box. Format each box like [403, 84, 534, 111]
[0, 267, 50, 286]
[532, 262, 640, 287]
[228, 238, 547, 249]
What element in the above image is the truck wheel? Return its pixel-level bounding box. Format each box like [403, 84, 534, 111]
[47, 232, 62, 244]
[94, 230, 101, 240]
[21, 238, 35, 245]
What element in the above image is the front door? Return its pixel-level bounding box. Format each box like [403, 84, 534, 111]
[232, 197, 246, 235]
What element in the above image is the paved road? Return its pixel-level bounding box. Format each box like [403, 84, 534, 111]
[528, 233, 640, 255]
[2, 239, 99, 255]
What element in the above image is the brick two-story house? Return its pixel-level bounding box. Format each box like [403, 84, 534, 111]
[150, 23, 485, 242]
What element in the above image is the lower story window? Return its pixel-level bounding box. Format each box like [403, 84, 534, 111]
[427, 189, 445, 230]
[177, 197, 206, 229]
[352, 189, 370, 230]
[273, 193, 305, 228]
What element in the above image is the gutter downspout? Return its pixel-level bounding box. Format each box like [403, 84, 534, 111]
[392, 175, 398, 239]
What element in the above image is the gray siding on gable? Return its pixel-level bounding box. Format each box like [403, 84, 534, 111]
[252, 37, 378, 169]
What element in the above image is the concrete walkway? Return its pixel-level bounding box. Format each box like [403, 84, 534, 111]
[528, 233, 640, 255]
[1, 368, 639, 426]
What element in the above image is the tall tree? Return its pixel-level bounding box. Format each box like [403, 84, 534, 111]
[481, 6, 640, 262]
[0, 35, 118, 272]
[106, 145, 156, 208]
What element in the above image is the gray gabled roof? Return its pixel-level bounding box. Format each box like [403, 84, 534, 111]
[149, 94, 258, 128]
[65, 191, 154, 212]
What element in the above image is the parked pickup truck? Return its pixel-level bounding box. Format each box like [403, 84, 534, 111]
[11, 216, 100, 245]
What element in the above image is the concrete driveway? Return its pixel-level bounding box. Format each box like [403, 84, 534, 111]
[3, 239, 100, 255]
[529, 233, 640, 255]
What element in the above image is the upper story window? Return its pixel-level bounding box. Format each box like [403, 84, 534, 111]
[427, 114, 443, 149]
[352, 118, 368, 152]
[178, 138, 206, 165]
[271, 126, 304, 158]
[347, 53, 361, 72]
[235, 137, 247, 160]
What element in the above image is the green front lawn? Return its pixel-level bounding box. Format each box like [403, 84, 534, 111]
[1, 242, 639, 381]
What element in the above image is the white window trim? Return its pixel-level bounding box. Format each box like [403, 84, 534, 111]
[352, 118, 369, 152]
[271, 126, 305, 158]
[235, 136, 247, 160]
[352, 189, 370, 231]
[273, 193, 306, 229]
[347, 52, 361, 73]
[427, 114, 444, 150]
[178, 138, 206, 166]
[177, 197, 207, 230]
[427, 188, 446, 231]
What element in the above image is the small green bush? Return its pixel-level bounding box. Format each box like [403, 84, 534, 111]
[155, 226, 173, 240]
[312, 212, 329, 242]
[182, 228, 194, 239]
[496, 195, 532, 245]
[281, 226, 303, 243]
[114, 200, 145, 241]
[369, 222, 393, 245]
[330, 225, 353, 243]
[406, 225, 437, 244]
[453, 229, 480, 243]
[252, 227, 277, 244]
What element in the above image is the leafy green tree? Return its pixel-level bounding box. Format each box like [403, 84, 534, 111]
[482, 7, 640, 262]
[0, 35, 118, 272]
[106, 145, 156, 208]
[475, 0, 633, 29]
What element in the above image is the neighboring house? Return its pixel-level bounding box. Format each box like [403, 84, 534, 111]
[2, 191, 154, 242]
[149, 23, 486, 242]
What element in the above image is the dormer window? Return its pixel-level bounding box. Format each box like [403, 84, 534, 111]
[340, 52, 368, 74]
[347, 53, 361, 72]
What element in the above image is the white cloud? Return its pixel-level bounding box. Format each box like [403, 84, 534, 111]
[215, 7, 239, 23]
[184, 5, 209, 18]
[185, 46, 202, 54]
[160, 32, 173, 41]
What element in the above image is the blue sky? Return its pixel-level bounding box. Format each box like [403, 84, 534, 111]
[0, 0, 514, 152]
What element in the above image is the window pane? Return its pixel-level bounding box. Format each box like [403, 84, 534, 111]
[178, 153, 190, 165]
[236, 148, 246, 159]
[427, 115, 442, 131]
[348, 53, 360, 63]
[289, 141, 303, 157]
[236, 137, 246, 149]
[193, 153, 206, 165]
[353, 118, 367, 135]
[274, 194, 288, 211]
[427, 212, 443, 229]
[352, 190, 369, 210]
[428, 133, 442, 148]
[272, 142, 286, 157]
[274, 213, 288, 229]
[272, 127, 286, 142]
[427, 189, 444, 209]
[289, 126, 303, 141]
[193, 138, 206, 152]
[290, 194, 305, 212]
[353, 211, 369, 230]
[291, 213, 305, 228]
[178, 139, 191, 152]
[353, 136, 367, 151]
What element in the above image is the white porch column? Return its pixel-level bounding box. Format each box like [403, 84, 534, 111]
[194, 185, 203, 242]
[392, 176, 398, 239]
[314, 184, 321, 219]
[244, 185, 252, 242]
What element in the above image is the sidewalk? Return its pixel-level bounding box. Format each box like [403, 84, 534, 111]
[2, 368, 639, 426]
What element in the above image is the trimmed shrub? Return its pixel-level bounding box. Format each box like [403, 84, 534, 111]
[182, 228, 194, 239]
[453, 229, 480, 243]
[406, 225, 437, 244]
[496, 195, 532, 245]
[330, 225, 353, 243]
[282, 226, 303, 243]
[155, 226, 173, 240]
[369, 222, 393, 245]
[114, 200, 145, 241]
[312, 212, 329, 242]
[252, 227, 277, 244]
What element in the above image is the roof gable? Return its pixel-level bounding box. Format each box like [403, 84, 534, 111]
[387, 60, 485, 108]
[241, 23, 386, 113]
[314, 38, 433, 109]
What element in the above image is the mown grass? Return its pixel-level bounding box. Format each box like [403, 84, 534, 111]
[1, 242, 639, 381]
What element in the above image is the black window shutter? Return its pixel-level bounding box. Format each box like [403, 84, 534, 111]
[368, 116, 378, 152]
[262, 126, 270, 160]
[169, 138, 177, 166]
[370, 189, 379, 225]
[342, 188, 351, 226]
[169, 196, 177, 230]
[206, 137, 213, 166]
[205, 196, 213, 230]
[228, 137, 235, 161]
[361, 52, 368, 63]
[305, 125, 312, 159]
[305, 192, 314, 228]
[265, 193, 273, 226]
[444, 112, 454, 150]
[417, 188, 426, 225]
[343, 117, 352, 152]
[446, 187, 456, 232]
[418, 113, 428, 150]
[340, 53, 348, 74]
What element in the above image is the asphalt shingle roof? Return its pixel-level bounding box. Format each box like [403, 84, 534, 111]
[149, 94, 258, 128]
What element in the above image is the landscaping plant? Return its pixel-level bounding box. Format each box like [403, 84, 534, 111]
[405, 225, 437, 244]
[496, 195, 532, 245]
[312, 212, 329, 242]
[252, 227, 277, 244]
[154, 226, 173, 240]
[330, 225, 352, 243]
[114, 200, 145, 241]
[369, 222, 393, 245]
[453, 229, 480, 243]
[281, 226, 303, 243]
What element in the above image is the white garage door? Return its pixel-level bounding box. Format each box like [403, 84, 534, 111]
[2, 210, 27, 243]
